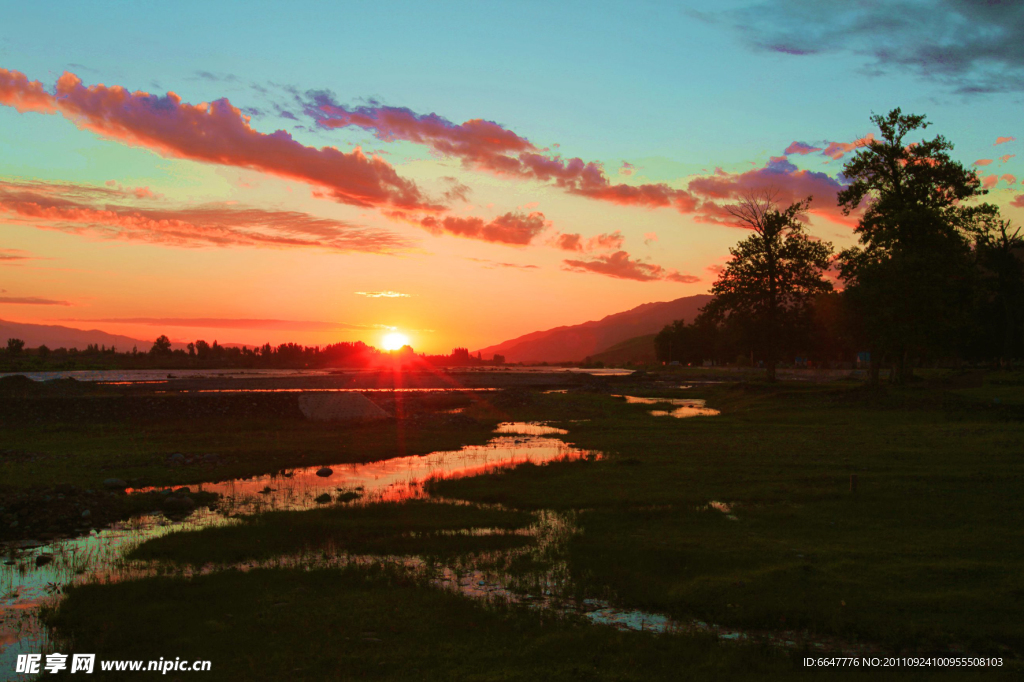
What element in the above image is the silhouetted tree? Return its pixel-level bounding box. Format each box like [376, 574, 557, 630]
[837, 108, 991, 383]
[150, 335, 172, 355]
[6, 338, 25, 355]
[700, 191, 833, 381]
[971, 218, 1024, 365]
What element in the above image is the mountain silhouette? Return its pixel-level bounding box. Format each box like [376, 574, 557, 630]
[475, 295, 712, 363]
[0, 319, 163, 351]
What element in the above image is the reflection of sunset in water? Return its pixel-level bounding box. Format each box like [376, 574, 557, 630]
[2, 424, 596, 670]
[128, 432, 594, 511]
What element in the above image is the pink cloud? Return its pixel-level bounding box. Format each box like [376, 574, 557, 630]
[0, 248, 37, 262]
[784, 141, 822, 155]
[687, 156, 854, 226]
[0, 69, 436, 212]
[974, 159, 994, 166]
[821, 134, 875, 160]
[0, 179, 410, 253]
[418, 211, 547, 245]
[619, 161, 635, 176]
[1002, 174, 1017, 185]
[304, 98, 699, 214]
[994, 137, 1015, 145]
[643, 232, 658, 245]
[0, 69, 56, 113]
[553, 232, 583, 251]
[562, 250, 697, 283]
[105, 180, 160, 199]
[1011, 195, 1024, 207]
[587, 230, 624, 251]
[999, 154, 1016, 163]
[982, 174, 999, 189]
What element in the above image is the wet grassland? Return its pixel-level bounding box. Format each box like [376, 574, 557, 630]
[6, 372, 1024, 679]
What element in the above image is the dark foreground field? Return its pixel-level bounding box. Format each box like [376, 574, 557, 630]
[4, 370, 1023, 679]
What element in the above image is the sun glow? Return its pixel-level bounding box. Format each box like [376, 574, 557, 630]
[382, 332, 410, 351]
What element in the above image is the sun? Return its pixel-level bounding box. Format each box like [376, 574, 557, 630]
[382, 332, 410, 351]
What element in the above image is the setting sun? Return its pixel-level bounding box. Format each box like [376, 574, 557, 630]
[382, 332, 410, 351]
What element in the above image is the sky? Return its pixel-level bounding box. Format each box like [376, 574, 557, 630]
[1, 0, 1022, 354]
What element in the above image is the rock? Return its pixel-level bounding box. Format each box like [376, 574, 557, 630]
[315, 467, 334, 478]
[314, 493, 332, 504]
[81, 510, 91, 519]
[35, 555, 53, 567]
[173, 487, 191, 495]
[167, 453, 186, 464]
[103, 478, 128, 490]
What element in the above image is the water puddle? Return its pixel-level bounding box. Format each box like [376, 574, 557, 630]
[0, 424, 596, 673]
[494, 422, 569, 436]
[614, 395, 721, 418]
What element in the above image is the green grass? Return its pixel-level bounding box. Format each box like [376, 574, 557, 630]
[47, 565, 1005, 682]
[0, 414, 499, 491]
[430, 381, 1024, 655]
[129, 501, 536, 565]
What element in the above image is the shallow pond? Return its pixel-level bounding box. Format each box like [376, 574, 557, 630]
[614, 395, 721, 418]
[0, 422, 595, 674]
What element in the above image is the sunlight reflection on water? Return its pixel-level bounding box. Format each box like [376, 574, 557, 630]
[0, 424, 595, 672]
[613, 395, 720, 418]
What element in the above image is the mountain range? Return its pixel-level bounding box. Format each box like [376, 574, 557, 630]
[0, 319, 157, 352]
[475, 294, 712, 363]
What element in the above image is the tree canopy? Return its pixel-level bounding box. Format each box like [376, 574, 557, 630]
[837, 108, 995, 382]
[700, 191, 833, 381]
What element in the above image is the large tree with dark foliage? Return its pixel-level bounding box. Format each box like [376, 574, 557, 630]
[967, 217, 1024, 365]
[837, 108, 992, 383]
[699, 191, 833, 381]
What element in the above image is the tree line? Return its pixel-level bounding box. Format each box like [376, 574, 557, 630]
[655, 109, 1024, 383]
[1, 335, 505, 371]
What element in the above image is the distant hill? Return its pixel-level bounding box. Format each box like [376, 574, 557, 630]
[0, 319, 160, 351]
[589, 333, 657, 365]
[476, 295, 712, 363]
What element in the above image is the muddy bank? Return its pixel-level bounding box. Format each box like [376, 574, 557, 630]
[0, 484, 217, 545]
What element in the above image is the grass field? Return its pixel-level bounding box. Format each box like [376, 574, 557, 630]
[29, 373, 1024, 678]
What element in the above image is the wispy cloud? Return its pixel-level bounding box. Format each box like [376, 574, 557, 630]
[0, 296, 71, 306]
[0, 248, 38, 263]
[66, 318, 385, 331]
[563, 250, 698, 283]
[0, 179, 412, 253]
[355, 291, 410, 298]
[465, 257, 539, 270]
